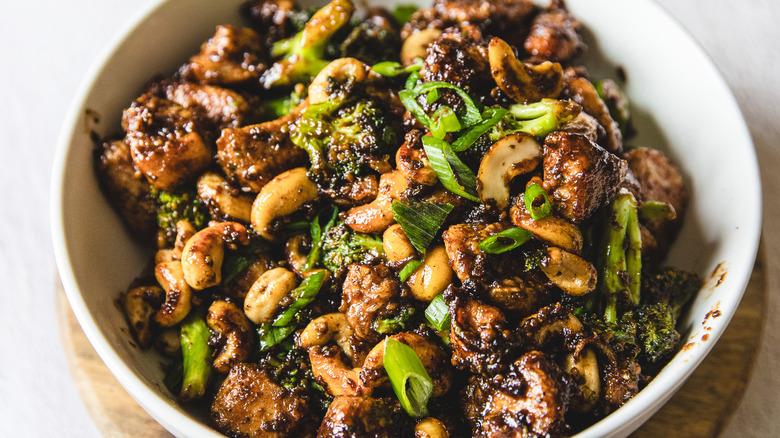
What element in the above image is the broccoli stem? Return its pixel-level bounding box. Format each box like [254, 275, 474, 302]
[626, 201, 642, 306]
[179, 309, 213, 402]
[598, 193, 641, 322]
[496, 98, 581, 139]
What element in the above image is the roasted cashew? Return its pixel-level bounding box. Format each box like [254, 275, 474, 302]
[408, 245, 452, 302]
[154, 327, 182, 357]
[122, 285, 164, 348]
[477, 133, 542, 210]
[344, 170, 408, 233]
[359, 332, 452, 396]
[197, 171, 254, 222]
[173, 220, 196, 260]
[308, 58, 371, 105]
[243, 267, 299, 324]
[401, 29, 442, 66]
[181, 221, 249, 290]
[382, 224, 415, 265]
[251, 167, 319, 240]
[415, 418, 449, 438]
[564, 347, 600, 412]
[155, 248, 175, 265]
[154, 260, 193, 327]
[284, 234, 309, 276]
[510, 199, 583, 254]
[207, 300, 253, 374]
[309, 346, 370, 397]
[540, 246, 597, 296]
[526, 310, 584, 347]
[488, 37, 563, 104]
[298, 313, 355, 360]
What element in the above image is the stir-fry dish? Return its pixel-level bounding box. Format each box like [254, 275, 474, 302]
[95, 0, 703, 436]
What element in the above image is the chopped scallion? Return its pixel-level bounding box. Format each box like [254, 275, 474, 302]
[639, 200, 677, 222]
[478, 228, 533, 254]
[524, 183, 552, 220]
[371, 59, 422, 77]
[304, 205, 339, 271]
[391, 199, 453, 253]
[422, 136, 480, 202]
[424, 294, 450, 331]
[384, 337, 433, 418]
[399, 259, 423, 282]
[429, 106, 462, 139]
[450, 107, 507, 152]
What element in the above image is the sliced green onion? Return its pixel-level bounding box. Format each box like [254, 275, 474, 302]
[425, 294, 450, 331]
[391, 199, 453, 253]
[399, 89, 431, 127]
[429, 106, 462, 139]
[410, 81, 482, 127]
[371, 59, 422, 77]
[392, 4, 418, 25]
[304, 205, 339, 271]
[422, 136, 479, 202]
[399, 259, 423, 282]
[524, 183, 552, 220]
[284, 220, 311, 235]
[478, 228, 533, 254]
[626, 196, 642, 306]
[426, 89, 441, 104]
[257, 325, 297, 352]
[639, 201, 677, 222]
[384, 337, 433, 418]
[179, 308, 212, 401]
[450, 107, 507, 152]
[405, 70, 421, 90]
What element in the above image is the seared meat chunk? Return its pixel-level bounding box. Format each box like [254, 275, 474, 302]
[216, 117, 307, 193]
[122, 94, 212, 191]
[340, 263, 402, 341]
[559, 111, 604, 144]
[211, 363, 308, 438]
[519, 303, 584, 351]
[623, 147, 688, 259]
[562, 68, 623, 153]
[241, 0, 305, 46]
[442, 222, 508, 283]
[94, 139, 157, 239]
[181, 25, 266, 86]
[161, 81, 260, 130]
[600, 357, 642, 415]
[318, 396, 406, 438]
[524, 0, 585, 63]
[485, 272, 552, 318]
[542, 132, 632, 222]
[462, 351, 571, 438]
[309, 345, 370, 397]
[447, 289, 517, 375]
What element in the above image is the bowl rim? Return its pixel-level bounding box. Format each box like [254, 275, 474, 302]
[50, 0, 762, 436]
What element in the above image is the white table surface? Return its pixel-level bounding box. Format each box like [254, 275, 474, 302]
[1, 0, 778, 436]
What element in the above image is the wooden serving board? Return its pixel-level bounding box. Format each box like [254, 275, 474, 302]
[57, 253, 767, 438]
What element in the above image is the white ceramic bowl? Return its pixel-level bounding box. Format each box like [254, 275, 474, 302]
[51, 0, 761, 436]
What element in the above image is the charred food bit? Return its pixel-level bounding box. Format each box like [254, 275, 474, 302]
[524, 0, 586, 63]
[340, 263, 403, 342]
[181, 25, 267, 86]
[318, 395, 408, 438]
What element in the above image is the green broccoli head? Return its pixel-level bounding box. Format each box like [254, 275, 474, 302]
[641, 267, 702, 318]
[320, 222, 383, 278]
[292, 96, 396, 190]
[257, 344, 332, 414]
[633, 303, 680, 364]
[152, 187, 210, 245]
[339, 15, 402, 66]
[489, 98, 581, 140]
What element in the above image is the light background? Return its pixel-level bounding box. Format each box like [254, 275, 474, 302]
[0, 0, 777, 436]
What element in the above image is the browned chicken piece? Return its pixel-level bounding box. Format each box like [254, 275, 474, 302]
[623, 147, 689, 260]
[600, 357, 642, 415]
[318, 396, 406, 438]
[542, 132, 633, 222]
[211, 363, 309, 438]
[485, 272, 553, 318]
[442, 222, 508, 283]
[340, 263, 402, 342]
[309, 345, 370, 397]
[462, 351, 571, 438]
[447, 289, 517, 375]
[122, 94, 212, 191]
[216, 116, 307, 193]
[562, 67, 623, 153]
[181, 25, 267, 86]
[559, 111, 604, 144]
[241, 0, 303, 46]
[94, 139, 157, 240]
[161, 81, 260, 130]
[524, 0, 585, 63]
[396, 129, 438, 186]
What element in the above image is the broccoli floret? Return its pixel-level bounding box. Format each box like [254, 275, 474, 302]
[258, 343, 332, 415]
[489, 98, 581, 140]
[262, 85, 307, 120]
[339, 15, 402, 65]
[152, 187, 210, 245]
[320, 222, 383, 277]
[262, 0, 355, 88]
[372, 307, 416, 335]
[633, 303, 680, 364]
[291, 96, 396, 190]
[642, 267, 702, 318]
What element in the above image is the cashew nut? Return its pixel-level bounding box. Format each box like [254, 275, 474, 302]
[477, 133, 542, 210]
[308, 58, 371, 105]
[154, 327, 182, 357]
[181, 221, 250, 290]
[564, 347, 600, 412]
[408, 246, 452, 302]
[251, 167, 319, 241]
[154, 260, 193, 327]
[122, 285, 163, 348]
[510, 199, 583, 254]
[298, 313, 355, 359]
[243, 267, 299, 324]
[382, 224, 415, 265]
[173, 220, 196, 260]
[415, 417, 449, 438]
[309, 346, 370, 397]
[284, 234, 310, 276]
[488, 37, 564, 104]
[155, 248, 175, 265]
[540, 246, 597, 296]
[220, 254, 275, 299]
[401, 29, 442, 66]
[207, 300, 253, 374]
[344, 170, 408, 233]
[359, 333, 452, 396]
[197, 171, 254, 222]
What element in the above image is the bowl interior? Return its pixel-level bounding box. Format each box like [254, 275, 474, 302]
[52, 0, 761, 436]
